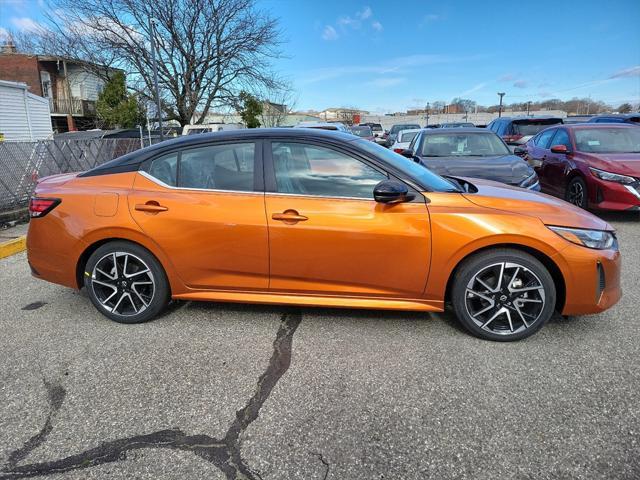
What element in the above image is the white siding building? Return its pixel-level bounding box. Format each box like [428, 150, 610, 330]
[0, 80, 53, 141]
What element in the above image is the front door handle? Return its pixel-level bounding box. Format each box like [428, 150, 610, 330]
[272, 209, 308, 224]
[135, 202, 168, 213]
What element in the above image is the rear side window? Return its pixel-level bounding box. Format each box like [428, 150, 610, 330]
[147, 143, 255, 192]
[536, 129, 557, 149]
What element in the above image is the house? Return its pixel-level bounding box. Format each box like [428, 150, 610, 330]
[0, 80, 53, 141]
[0, 40, 115, 132]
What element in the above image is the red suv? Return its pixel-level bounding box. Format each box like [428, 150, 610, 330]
[521, 124, 640, 211]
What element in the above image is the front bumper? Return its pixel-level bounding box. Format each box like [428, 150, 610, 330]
[556, 242, 621, 316]
[588, 176, 640, 211]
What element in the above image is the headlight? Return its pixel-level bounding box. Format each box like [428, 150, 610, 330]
[519, 172, 540, 189]
[548, 226, 617, 250]
[589, 167, 636, 185]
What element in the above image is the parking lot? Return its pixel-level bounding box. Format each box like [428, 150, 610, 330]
[0, 212, 638, 479]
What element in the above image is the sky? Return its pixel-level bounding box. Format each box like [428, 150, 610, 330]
[1, 0, 639, 113]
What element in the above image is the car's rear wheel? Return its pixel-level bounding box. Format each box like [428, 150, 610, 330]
[566, 176, 588, 209]
[451, 249, 556, 341]
[84, 241, 170, 324]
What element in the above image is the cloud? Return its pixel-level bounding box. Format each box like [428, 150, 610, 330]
[513, 80, 528, 88]
[10, 16, 42, 32]
[322, 25, 338, 41]
[371, 21, 383, 32]
[609, 66, 640, 79]
[358, 6, 373, 20]
[337, 16, 356, 27]
[423, 14, 441, 22]
[499, 73, 515, 81]
[300, 53, 489, 84]
[460, 82, 487, 96]
[366, 77, 406, 88]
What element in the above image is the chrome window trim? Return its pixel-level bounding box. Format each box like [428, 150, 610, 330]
[138, 170, 263, 196]
[264, 191, 377, 202]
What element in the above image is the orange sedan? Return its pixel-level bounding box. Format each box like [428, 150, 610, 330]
[27, 129, 621, 341]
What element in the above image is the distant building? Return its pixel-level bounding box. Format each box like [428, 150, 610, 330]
[0, 40, 118, 132]
[0, 80, 53, 141]
[318, 107, 370, 121]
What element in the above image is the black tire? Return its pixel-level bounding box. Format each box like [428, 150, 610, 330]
[566, 176, 588, 209]
[451, 249, 556, 342]
[84, 241, 170, 324]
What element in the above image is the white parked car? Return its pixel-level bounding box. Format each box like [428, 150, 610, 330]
[182, 123, 245, 135]
[391, 128, 422, 153]
[294, 121, 350, 132]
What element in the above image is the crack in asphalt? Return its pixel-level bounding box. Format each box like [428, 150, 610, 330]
[0, 309, 302, 480]
[310, 452, 330, 480]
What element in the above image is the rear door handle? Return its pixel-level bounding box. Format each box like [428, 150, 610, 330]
[135, 202, 168, 213]
[272, 210, 308, 224]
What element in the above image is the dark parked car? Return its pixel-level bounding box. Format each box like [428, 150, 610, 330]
[359, 122, 385, 143]
[587, 114, 640, 125]
[400, 128, 540, 190]
[487, 116, 563, 146]
[350, 125, 375, 141]
[521, 124, 640, 210]
[385, 123, 421, 147]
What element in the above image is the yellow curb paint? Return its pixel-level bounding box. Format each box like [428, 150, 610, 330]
[0, 236, 27, 259]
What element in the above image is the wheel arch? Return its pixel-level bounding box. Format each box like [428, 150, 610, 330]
[444, 243, 566, 313]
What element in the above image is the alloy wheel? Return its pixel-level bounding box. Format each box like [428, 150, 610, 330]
[91, 252, 155, 317]
[568, 181, 585, 207]
[464, 262, 546, 335]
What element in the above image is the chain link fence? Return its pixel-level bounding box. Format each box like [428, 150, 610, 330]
[0, 139, 150, 214]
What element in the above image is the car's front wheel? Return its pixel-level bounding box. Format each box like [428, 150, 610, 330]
[84, 241, 170, 324]
[566, 176, 588, 209]
[451, 249, 556, 341]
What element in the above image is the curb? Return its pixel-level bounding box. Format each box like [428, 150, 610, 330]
[0, 236, 27, 259]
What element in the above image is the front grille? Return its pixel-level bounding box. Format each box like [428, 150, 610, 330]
[596, 262, 606, 303]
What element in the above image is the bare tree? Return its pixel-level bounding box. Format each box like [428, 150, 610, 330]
[26, 0, 283, 126]
[258, 83, 298, 127]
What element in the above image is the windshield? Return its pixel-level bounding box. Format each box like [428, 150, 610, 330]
[350, 126, 373, 137]
[513, 119, 562, 136]
[421, 133, 510, 157]
[355, 139, 461, 192]
[399, 131, 419, 143]
[574, 128, 640, 153]
[390, 124, 421, 135]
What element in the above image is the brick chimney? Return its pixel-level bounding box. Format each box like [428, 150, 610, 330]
[1, 37, 17, 54]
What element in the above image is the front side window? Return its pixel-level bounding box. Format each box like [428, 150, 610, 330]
[536, 129, 557, 150]
[551, 129, 572, 149]
[271, 142, 387, 199]
[147, 143, 255, 191]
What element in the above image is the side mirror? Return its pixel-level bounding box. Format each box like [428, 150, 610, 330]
[374, 180, 414, 204]
[400, 148, 415, 159]
[550, 144, 570, 154]
[513, 146, 527, 157]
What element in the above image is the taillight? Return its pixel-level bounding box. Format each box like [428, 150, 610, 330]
[393, 148, 404, 153]
[503, 134, 524, 143]
[29, 197, 61, 218]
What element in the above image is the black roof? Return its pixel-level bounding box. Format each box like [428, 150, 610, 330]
[80, 128, 360, 177]
[492, 116, 563, 121]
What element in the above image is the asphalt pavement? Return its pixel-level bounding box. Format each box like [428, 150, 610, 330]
[0, 213, 639, 479]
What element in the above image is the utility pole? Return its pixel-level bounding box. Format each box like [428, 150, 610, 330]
[526, 101, 532, 116]
[425, 102, 430, 126]
[149, 16, 164, 141]
[497, 92, 505, 118]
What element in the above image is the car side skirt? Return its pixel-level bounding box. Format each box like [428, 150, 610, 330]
[173, 289, 444, 312]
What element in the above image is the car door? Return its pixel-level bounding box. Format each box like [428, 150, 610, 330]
[529, 128, 557, 192]
[543, 128, 574, 196]
[128, 141, 269, 290]
[264, 140, 431, 298]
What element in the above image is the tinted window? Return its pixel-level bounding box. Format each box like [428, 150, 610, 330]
[272, 142, 387, 199]
[148, 153, 178, 186]
[147, 143, 255, 191]
[512, 119, 562, 135]
[399, 131, 419, 143]
[551, 129, 572, 149]
[536, 129, 557, 149]
[421, 133, 510, 157]
[350, 126, 373, 137]
[574, 128, 640, 153]
[390, 124, 421, 134]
